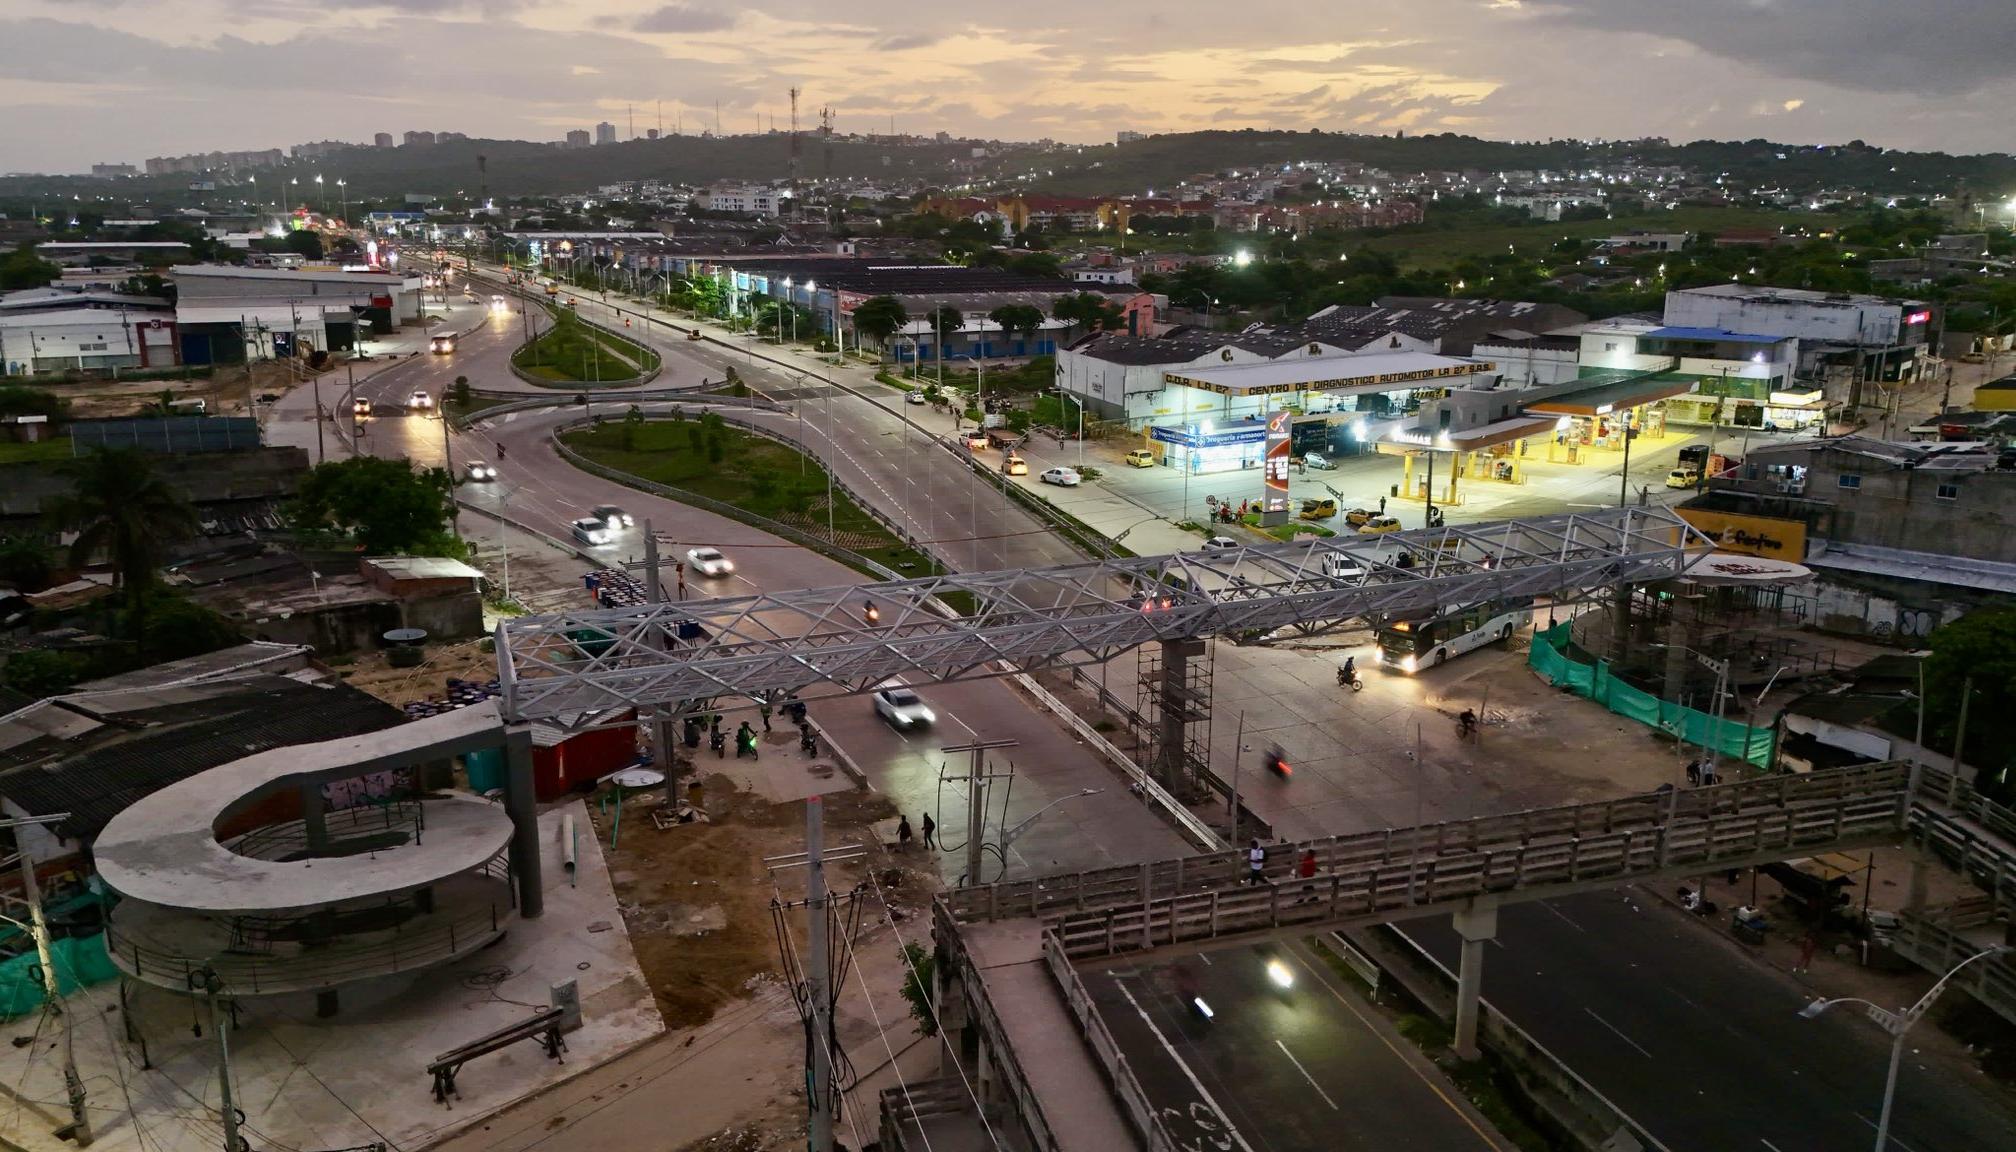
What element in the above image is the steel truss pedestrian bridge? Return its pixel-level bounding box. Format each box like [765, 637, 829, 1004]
[497, 506, 1708, 723]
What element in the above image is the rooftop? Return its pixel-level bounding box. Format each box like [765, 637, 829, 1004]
[1675, 282, 1924, 308]
[363, 556, 485, 581]
[1163, 351, 1488, 396]
[1803, 539, 2016, 595]
[0, 673, 405, 840]
[1645, 327, 1794, 345]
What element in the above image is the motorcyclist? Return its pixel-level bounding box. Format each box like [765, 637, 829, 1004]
[1458, 708, 1478, 738]
[735, 721, 758, 759]
[1336, 656, 1358, 687]
[496, 441, 506, 459]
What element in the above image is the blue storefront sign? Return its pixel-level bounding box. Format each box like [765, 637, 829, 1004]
[1149, 424, 1268, 449]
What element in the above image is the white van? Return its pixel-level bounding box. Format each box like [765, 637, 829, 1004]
[1321, 551, 1367, 581]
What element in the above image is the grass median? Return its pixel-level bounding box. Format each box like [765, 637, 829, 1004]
[512, 307, 662, 384]
[560, 413, 933, 577]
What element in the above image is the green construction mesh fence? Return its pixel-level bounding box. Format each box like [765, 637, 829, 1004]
[1529, 623, 1775, 769]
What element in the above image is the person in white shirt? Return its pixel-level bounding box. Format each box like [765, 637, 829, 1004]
[1247, 839, 1267, 885]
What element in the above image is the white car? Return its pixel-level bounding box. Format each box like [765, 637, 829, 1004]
[428, 334, 455, 354]
[591, 504, 635, 530]
[686, 547, 733, 577]
[490, 294, 508, 313]
[1200, 536, 1240, 552]
[465, 460, 496, 482]
[905, 390, 928, 405]
[409, 390, 434, 410]
[570, 517, 613, 547]
[1039, 467, 1081, 487]
[872, 685, 936, 729]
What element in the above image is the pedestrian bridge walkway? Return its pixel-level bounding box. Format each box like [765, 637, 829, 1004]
[946, 760, 1912, 956]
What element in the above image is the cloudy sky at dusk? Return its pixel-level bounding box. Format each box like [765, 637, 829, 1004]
[2, 0, 2012, 172]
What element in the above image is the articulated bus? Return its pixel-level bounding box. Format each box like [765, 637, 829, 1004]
[1374, 598, 1533, 673]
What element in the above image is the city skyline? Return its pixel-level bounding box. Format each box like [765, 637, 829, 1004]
[2, 0, 2013, 172]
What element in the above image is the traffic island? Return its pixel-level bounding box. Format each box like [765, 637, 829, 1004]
[510, 307, 662, 387]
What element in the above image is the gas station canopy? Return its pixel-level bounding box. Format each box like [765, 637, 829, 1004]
[1523, 372, 1698, 418]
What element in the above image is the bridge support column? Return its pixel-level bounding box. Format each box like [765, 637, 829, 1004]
[1452, 899, 1498, 1061]
[1153, 638, 1207, 790]
[301, 781, 327, 852]
[504, 726, 544, 918]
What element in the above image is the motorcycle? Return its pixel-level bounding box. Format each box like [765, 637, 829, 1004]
[1264, 746, 1292, 778]
[1336, 661, 1364, 692]
[709, 728, 725, 758]
[862, 599, 881, 625]
[799, 727, 820, 757]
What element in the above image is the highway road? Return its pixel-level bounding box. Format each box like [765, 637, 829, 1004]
[1404, 891, 2016, 1151]
[274, 277, 2016, 1147]
[267, 293, 1191, 884]
[1084, 941, 1506, 1152]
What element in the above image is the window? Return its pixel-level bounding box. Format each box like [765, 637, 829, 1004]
[1837, 474, 1861, 490]
[1936, 483, 1959, 501]
[1604, 341, 1618, 352]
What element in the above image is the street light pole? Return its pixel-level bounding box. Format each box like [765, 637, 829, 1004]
[1799, 946, 2010, 1152]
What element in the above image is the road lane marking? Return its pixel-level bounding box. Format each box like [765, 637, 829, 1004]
[1112, 979, 1256, 1152]
[1273, 1040, 1338, 1111]
[1584, 1008, 1653, 1058]
[1288, 950, 1505, 1150]
[1538, 900, 1585, 931]
[1760, 1140, 1784, 1151]
[1855, 1115, 1921, 1152]
[1196, 953, 1211, 966]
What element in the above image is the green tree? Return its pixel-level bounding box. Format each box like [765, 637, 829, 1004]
[1006, 251, 1063, 278]
[1052, 292, 1126, 335]
[0, 535, 53, 592]
[451, 375, 473, 408]
[1, 650, 92, 696]
[0, 385, 68, 423]
[987, 304, 1046, 347]
[1923, 608, 2016, 801]
[0, 244, 60, 291]
[133, 593, 243, 662]
[622, 404, 645, 450]
[850, 295, 909, 353]
[897, 942, 938, 1037]
[289, 455, 458, 555]
[45, 449, 198, 615]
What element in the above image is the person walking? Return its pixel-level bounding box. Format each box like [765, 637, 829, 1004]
[920, 812, 936, 849]
[1297, 848, 1319, 903]
[759, 701, 773, 732]
[897, 814, 914, 849]
[1246, 839, 1267, 885]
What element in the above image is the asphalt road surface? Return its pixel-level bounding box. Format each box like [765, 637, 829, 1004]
[1084, 941, 1506, 1152]
[1403, 890, 2016, 1151]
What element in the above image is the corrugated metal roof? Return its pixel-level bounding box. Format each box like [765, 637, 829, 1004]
[0, 675, 406, 839]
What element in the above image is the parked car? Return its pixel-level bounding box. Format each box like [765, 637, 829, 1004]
[1200, 536, 1240, 552]
[1321, 551, 1367, 580]
[1123, 449, 1156, 468]
[871, 684, 936, 729]
[409, 389, 434, 410]
[465, 461, 496, 482]
[1303, 451, 1335, 470]
[1343, 506, 1379, 527]
[1357, 515, 1402, 534]
[686, 547, 733, 577]
[570, 517, 614, 547]
[1040, 467, 1081, 487]
[962, 431, 989, 450]
[905, 390, 928, 405]
[1298, 498, 1337, 521]
[1665, 468, 1700, 489]
[428, 335, 455, 354]
[591, 504, 635, 530]
[1002, 455, 1029, 476]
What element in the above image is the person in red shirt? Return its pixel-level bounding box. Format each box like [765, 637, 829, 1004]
[1297, 848, 1319, 903]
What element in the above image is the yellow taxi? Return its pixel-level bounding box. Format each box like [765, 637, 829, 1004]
[1298, 498, 1337, 521]
[1343, 506, 1379, 527]
[1356, 515, 1402, 535]
[1123, 448, 1156, 468]
[1002, 455, 1029, 476]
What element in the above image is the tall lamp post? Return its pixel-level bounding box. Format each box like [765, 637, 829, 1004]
[1798, 946, 2010, 1151]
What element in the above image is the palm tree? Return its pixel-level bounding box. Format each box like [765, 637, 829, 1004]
[47, 448, 198, 609]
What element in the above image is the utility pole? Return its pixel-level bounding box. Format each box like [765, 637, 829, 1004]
[6, 814, 91, 1147]
[1951, 675, 1975, 779]
[942, 738, 1019, 887]
[1228, 711, 1245, 845]
[628, 523, 679, 787]
[192, 967, 243, 1152]
[763, 800, 866, 1152]
[1618, 414, 1635, 507]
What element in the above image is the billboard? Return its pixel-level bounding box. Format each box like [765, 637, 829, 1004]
[1263, 410, 1292, 511]
[1676, 507, 1807, 560]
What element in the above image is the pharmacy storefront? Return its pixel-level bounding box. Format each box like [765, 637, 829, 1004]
[1148, 421, 1269, 475]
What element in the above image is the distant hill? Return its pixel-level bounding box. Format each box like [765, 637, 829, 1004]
[973, 130, 2016, 201]
[0, 134, 989, 202]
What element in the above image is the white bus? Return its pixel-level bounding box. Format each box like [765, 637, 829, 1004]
[1374, 598, 1533, 673]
